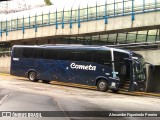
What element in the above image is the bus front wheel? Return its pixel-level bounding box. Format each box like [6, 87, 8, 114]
[97, 80, 108, 92]
[28, 71, 38, 82]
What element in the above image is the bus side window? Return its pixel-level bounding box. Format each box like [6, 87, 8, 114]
[44, 49, 58, 60]
[23, 48, 34, 58]
[114, 51, 129, 74]
[93, 50, 111, 66]
[114, 51, 129, 62]
[13, 48, 23, 58]
[59, 49, 75, 61]
[75, 50, 93, 62]
[33, 48, 44, 59]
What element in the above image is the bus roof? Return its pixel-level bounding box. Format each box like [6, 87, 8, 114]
[12, 44, 130, 54]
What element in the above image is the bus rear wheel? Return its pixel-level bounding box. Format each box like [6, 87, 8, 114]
[97, 80, 108, 92]
[28, 71, 38, 82]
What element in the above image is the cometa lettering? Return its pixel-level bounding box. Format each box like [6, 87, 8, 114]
[70, 63, 96, 71]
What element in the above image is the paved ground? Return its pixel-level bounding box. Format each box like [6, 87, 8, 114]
[0, 75, 160, 120]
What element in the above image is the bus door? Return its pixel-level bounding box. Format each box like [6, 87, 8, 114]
[121, 60, 132, 81]
[114, 51, 132, 91]
[118, 59, 133, 91]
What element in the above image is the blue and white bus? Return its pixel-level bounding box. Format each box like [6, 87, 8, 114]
[10, 45, 146, 92]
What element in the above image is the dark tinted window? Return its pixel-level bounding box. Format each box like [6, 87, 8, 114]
[93, 50, 111, 65]
[75, 50, 93, 62]
[114, 51, 129, 77]
[114, 51, 129, 62]
[59, 49, 75, 61]
[13, 47, 23, 58]
[23, 48, 34, 58]
[33, 48, 44, 59]
[44, 49, 58, 59]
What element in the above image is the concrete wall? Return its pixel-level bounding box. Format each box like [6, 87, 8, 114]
[1, 12, 160, 43]
[0, 55, 10, 74]
[135, 49, 160, 92]
[135, 49, 160, 65]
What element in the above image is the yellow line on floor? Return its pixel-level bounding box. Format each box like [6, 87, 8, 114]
[135, 92, 160, 97]
[51, 81, 96, 89]
[0, 73, 159, 97]
[119, 91, 160, 97]
[0, 73, 10, 76]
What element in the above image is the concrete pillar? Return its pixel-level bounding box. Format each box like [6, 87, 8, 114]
[146, 65, 160, 92]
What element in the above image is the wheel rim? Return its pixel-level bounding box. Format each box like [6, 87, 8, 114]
[99, 81, 106, 90]
[30, 72, 35, 81]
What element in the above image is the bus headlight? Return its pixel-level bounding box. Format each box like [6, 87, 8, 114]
[111, 82, 116, 87]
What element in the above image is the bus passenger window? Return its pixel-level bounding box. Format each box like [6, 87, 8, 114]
[33, 48, 44, 59]
[23, 48, 34, 58]
[59, 49, 75, 61]
[93, 50, 111, 66]
[44, 49, 58, 59]
[75, 50, 93, 62]
[13, 48, 23, 58]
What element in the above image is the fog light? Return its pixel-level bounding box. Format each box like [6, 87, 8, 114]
[111, 82, 116, 87]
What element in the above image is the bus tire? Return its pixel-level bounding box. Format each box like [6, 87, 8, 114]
[42, 80, 50, 84]
[28, 71, 38, 82]
[97, 80, 108, 92]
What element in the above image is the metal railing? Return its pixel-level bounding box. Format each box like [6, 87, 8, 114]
[0, 0, 160, 36]
[0, 51, 11, 57]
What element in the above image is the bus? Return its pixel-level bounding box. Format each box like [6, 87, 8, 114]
[10, 45, 146, 92]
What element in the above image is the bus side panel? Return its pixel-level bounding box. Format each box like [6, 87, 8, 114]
[11, 58, 36, 77]
[63, 61, 112, 86]
[35, 60, 73, 82]
[11, 58, 24, 76]
[54, 61, 97, 85]
[35, 60, 112, 86]
[35, 59, 58, 81]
